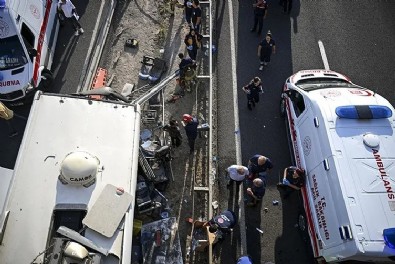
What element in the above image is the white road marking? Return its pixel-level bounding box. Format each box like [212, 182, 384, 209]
[228, 0, 241, 164]
[318, 40, 330, 70]
[227, 0, 247, 256]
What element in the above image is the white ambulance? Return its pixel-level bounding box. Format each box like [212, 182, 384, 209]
[0, 0, 59, 105]
[280, 69, 395, 263]
[0, 91, 141, 264]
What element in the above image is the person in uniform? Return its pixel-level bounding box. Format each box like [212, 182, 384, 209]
[257, 32, 276, 70]
[242, 77, 263, 110]
[278, 166, 305, 199]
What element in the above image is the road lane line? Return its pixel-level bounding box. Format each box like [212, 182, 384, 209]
[318, 40, 330, 70]
[227, 0, 247, 256]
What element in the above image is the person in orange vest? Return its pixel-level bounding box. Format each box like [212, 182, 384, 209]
[0, 102, 19, 138]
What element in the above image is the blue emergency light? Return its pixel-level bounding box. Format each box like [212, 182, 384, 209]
[0, 0, 5, 9]
[335, 105, 393, 119]
[384, 228, 395, 249]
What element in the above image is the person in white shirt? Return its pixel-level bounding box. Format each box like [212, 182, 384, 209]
[225, 165, 249, 187]
[58, 0, 84, 36]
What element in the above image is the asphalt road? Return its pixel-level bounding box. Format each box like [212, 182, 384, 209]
[216, 0, 395, 263]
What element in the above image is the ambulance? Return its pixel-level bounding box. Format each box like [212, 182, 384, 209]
[280, 69, 395, 263]
[0, 0, 60, 105]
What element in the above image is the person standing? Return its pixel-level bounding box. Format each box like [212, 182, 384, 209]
[283, 0, 293, 14]
[191, 0, 202, 32]
[225, 165, 249, 187]
[242, 77, 263, 110]
[257, 32, 276, 70]
[0, 102, 19, 138]
[184, 0, 193, 25]
[278, 166, 305, 199]
[184, 29, 202, 60]
[182, 114, 199, 154]
[248, 154, 273, 179]
[250, 0, 268, 36]
[163, 119, 182, 148]
[58, 0, 84, 36]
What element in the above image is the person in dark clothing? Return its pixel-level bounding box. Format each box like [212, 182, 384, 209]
[278, 166, 305, 199]
[178, 53, 194, 78]
[184, 0, 193, 24]
[163, 120, 182, 148]
[182, 114, 199, 154]
[257, 33, 276, 70]
[283, 0, 292, 14]
[248, 154, 273, 179]
[250, 0, 268, 36]
[246, 177, 266, 206]
[242, 77, 263, 110]
[206, 209, 237, 233]
[191, 0, 202, 32]
[184, 29, 202, 60]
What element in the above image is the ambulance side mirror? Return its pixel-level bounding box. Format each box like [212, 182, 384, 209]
[28, 48, 37, 58]
[282, 90, 292, 98]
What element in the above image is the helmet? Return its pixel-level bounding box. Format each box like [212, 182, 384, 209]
[182, 114, 193, 122]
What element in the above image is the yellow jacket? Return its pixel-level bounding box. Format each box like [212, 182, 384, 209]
[0, 102, 14, 120]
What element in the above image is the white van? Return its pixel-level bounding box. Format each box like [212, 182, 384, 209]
[0, 91, 141, 264]
[0, 0, 59, 105]
[280, 69, 395, 263]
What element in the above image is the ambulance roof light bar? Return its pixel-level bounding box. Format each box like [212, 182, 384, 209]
[335, 105, 392, 119]
[0, 0, 6, 9]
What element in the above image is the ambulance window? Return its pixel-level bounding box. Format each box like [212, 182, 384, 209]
[291, 91, 306, 117]
[21, 23, 35, 49]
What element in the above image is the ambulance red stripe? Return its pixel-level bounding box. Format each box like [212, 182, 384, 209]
[32, 0, 53, 86]
[285, 98, 320, 257]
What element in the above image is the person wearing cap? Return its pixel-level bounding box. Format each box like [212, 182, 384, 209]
[257, 32, 276, 70]
[184, 0, 193, 25]
[181, 114, 199, 154]
[247, 154, 273, 180]
[278, 166, 305, 199]
[250, 0, 268, 36]
[242, 77, 263, 110]
[246, 177, 266, 207]
[0, 101, 19, 138]
[205, 209, 237, 234]
[225, 165, 249, 187]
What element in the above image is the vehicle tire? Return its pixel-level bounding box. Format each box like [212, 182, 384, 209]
[297, 210, 309, 244]
[39, 70, 54, 92]
[280, 98, 286, 117]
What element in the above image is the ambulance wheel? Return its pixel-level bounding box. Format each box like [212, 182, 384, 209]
[280, 98, 286, 117]
[297, 210, 309, 243]
[39, 70, 54, 92]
